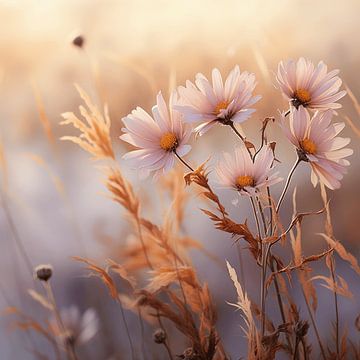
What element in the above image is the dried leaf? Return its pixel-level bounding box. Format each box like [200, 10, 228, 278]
[311, 274, 353, 298]
[320, 234, 360, 275]
[201, 210, 258, 259]
[107, 259, 137, 290]
[146, 266, 200, 293]
[73, 256, 118, 299]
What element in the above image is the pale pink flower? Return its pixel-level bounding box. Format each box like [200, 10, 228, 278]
[280, 106, 353, 190]
[216, 145, 282, 196]
[276, 57, 346, 110]
[120, 91, 192, 178]
[175, 65, 261, 136]
[51, 306, 99, 345]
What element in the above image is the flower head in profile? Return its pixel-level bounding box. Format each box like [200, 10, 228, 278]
[51, 306, 99, 346]
[176, 65, 261, 136]
[120, 91, 192, 178]
[216, 145, 282, 196]
[280, 106, 353, 189]
[276, 58, 346, 110]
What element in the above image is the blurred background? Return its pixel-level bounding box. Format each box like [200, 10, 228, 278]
[0, 0, 359, 358]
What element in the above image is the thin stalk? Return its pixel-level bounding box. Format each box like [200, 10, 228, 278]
[265, 187, 288, 329]
[116, 295, 136, 360]
[301, 338, 308, 360]
[44, 282, 78, 360]
[172, 240, 189, 310]
[228, 123, 253, 158]
[263, 189, 293, 352]
[269, 258, 293, 351]
[330, 255, 340, 358]
[257, 198, 267, 236]
[276, 157, 301, 213]
[0, 190, 33, 275]
[301, 287, 326, 360]
[157, 313, 174, 360]
[229, 122, 245, 141]
[173, 150, 194, 172]
[163, 341, 175, 360]
[137, 307, 147, 360]
[250, 197, 266, 336]
[250, 197, 262, 244]
[236, 242, 246, 291]
[267, 186, 273, 235]
[292, 337, 300, 360]
[136, 216, 153, 270]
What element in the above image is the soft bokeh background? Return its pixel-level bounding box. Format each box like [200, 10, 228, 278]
[0, 0, 359, 358]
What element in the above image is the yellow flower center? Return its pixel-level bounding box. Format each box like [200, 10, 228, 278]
[300, 138, 317, 155]
[160, 132, 178, 151]
[236, 175, 255, 189]
[294, 88, 311, 104]
[214, 100, 230, 115]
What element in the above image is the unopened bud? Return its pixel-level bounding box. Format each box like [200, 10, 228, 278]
[34, 264, 53, 282]
[153, 329, 166, 344]
[72, 35, 85, 48]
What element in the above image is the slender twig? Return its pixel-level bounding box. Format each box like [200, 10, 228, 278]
[229, 122, 245, 141]
[329, 255, 340, 358]
[157, 313, 174, 360]
[173, 150, 194, 172]
[276, 157, 301, 213]
[250, 197, 262, 244]
[257, 198, 267, 237]
[163, 341, 175, 360]
[228, 123, 253, 158]
[267, 187, 273, 235]
[301, 287, 327, 360]
[264, 188, 293, 352]
[250, 197, 266, 337]
[44, 282, 78, 360]
[301, 338, 308, 360]
[171, 237, 189, 311]
[269, 258, 293, 350]
[253, 118, 274, 160]
[136, 216, 153, 270]
[137, 307, 147, 360]
[292, 337, 300, 360]
[116, 295, 136, 360]
[236, 242, 246, 291]
[0, 190, 33, 275]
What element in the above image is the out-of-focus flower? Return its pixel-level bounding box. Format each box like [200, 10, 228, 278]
[216, 145, 282, 196]
[176, 65, 261, 136]
[51, 306, 99, 346]
[280, 106, 353, 189]
[120, 91, 192, 178]
[276, 58, 346, 110]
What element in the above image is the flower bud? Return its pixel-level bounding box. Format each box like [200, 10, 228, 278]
[153, 329, 166, 344]
[72, 35, 85, 48]
[34, 264, 53, 282]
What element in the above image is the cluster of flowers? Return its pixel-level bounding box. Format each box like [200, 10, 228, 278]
[120, 58, 352, 192]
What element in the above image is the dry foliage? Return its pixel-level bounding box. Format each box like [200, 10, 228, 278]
[61, 85, 114, 160]
[11, 83, 360, 360]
